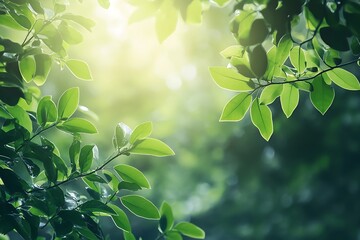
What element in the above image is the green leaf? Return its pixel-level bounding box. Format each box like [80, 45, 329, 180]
[118, 181, 141, 191]
[250, 98, 273, 141]
[220, 45, 243, 59]
[159, 201, 174, 233]
[280, 84, 299, 118]
[220, 93, 252, 121]
[319, 25, 350, 51]
[326, 68, 360, 90]
[57, 87, 79, 120]
[108, 204, 131, 232]
[128, 2, 160, 24]
[57, 118, 98, 134]
[98, 0, 110, 9]
[6, 105, 32, 133]
[37, 96, 57, 126]
[103, 170, 120, 192]
[79, 200, 116, 215]
[155, 0, 178, 42]
[0, 167, 26, 195]
[213, 0, 231, 7]
[310, 75, 335, 115]
[113, 122, 132, 149]
[84, 174, 107, 183]
[79, 145, 95, 173]
[275, 35, 293, 66]
[209, 67, 253, 91]
[129, 138, 175, 157]
[58, 21, 83, 45]
[121, 195, 160, 219]
[174, 222, 205, 239]
[130, 121, 152, 144]
[186, 0, 202, 24]
[19, 56, 35, 83]
[65, 59, 92, 80]
[166, 231, 183, 240]
[259, 85, 283, 105]
[43, 156, 58, 184]
[249, 44, 268, 78]
[290, 46, 306, 73]
[123, 232, 136, 240]
[61, 14, 96, 32]
[114, 164, 150, 189]
[33, 54, 52, 86]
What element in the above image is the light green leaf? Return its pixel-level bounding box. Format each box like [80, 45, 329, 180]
[79, 145, 95, 173]
[98, 0, 110, 9]
[166, 231, 183, 240]
[130, 122, 152, 144]
[114, 164, 150, 189]
[326, 68, 360, 90]
[250, 98, 273, 141]
[275, 35, 293, 66]
[123, 232, 136, 240]
[61, 14, 96, 31]
[37, 96, 57, 126]
[57, 87, 79, 120]
[280, 84, 299, 118]
[129, 138, 175, 157]
[19, 56, 35, 83]
[174, 222, 205, 239]
[290, 46, 306, 73]
[6, 105, 32, 133]
[155, 0, 178, 42]
[209, 67, 253, 91]
[57, 118, 98, 134]
[121, 195, 160, 219]
[128, 2, 160, 24]
[113, 122, 132, 149]
[259, 85, 283, 105]
[108, 203, 131, 232]
[103, 170, 120, 192]
[310, 75, 335, 115]
[186, 0, 202, 24]
[65, 59, 92, 80]
[220, 45, 243, 59]
[33, 54, 52, 86]
[213, 0, 231, 7]
[159, 201, 174, 233]
[79, 200, 116, 215]
[58, 21, 83, 45]
[220, 93, 252, 121]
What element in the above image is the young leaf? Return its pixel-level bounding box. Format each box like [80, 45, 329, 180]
[79, 200, 116, 215]
[130, 121, 152, 144]
[280, 84, 299, 118]
[209, 67, 253, 91]
[65, 59, 92, 80]
[113, 122, 132, 149]
[79, 145, 95, 173]
[250, 98, 273, 141]
[57, 118, 98, 134]
[259, 85, 283, 105]
[37, 96, 57, 126]
[186, 0, 202, 24]
[220, 93, 252, 121]
[220, 45, 243, 59]
[108, 204, 131, 232]
[155, 0, 178, 42]
[19, 56, 36, 83]
[159, 201, 174, 233]
[326, 68, 360, 90]
[310, 76, 335, 115]
[290, 46, 306, 73]
[174, 222, 205, 239]
[57, 87, 79, 120]
[98, 0, 110, 9]
[120, 195, 160, 219]
[114, 164, 150, 189]
[129, 138, 175, 157]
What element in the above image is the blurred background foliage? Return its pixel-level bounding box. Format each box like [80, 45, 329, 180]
[8, 0, 359, 239]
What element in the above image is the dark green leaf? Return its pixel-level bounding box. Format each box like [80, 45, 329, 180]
[33, 54, 52, 86]
[320, 25, 351, 51]
[310, 75, 335, 115]
[159, 201, 174, 233]
[79, 200, 116, 215]
[37, 96, 57, 126]
[0, 86, 24, 106]
[19, 56, 36, 83]
[249, 44, 268, 78]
